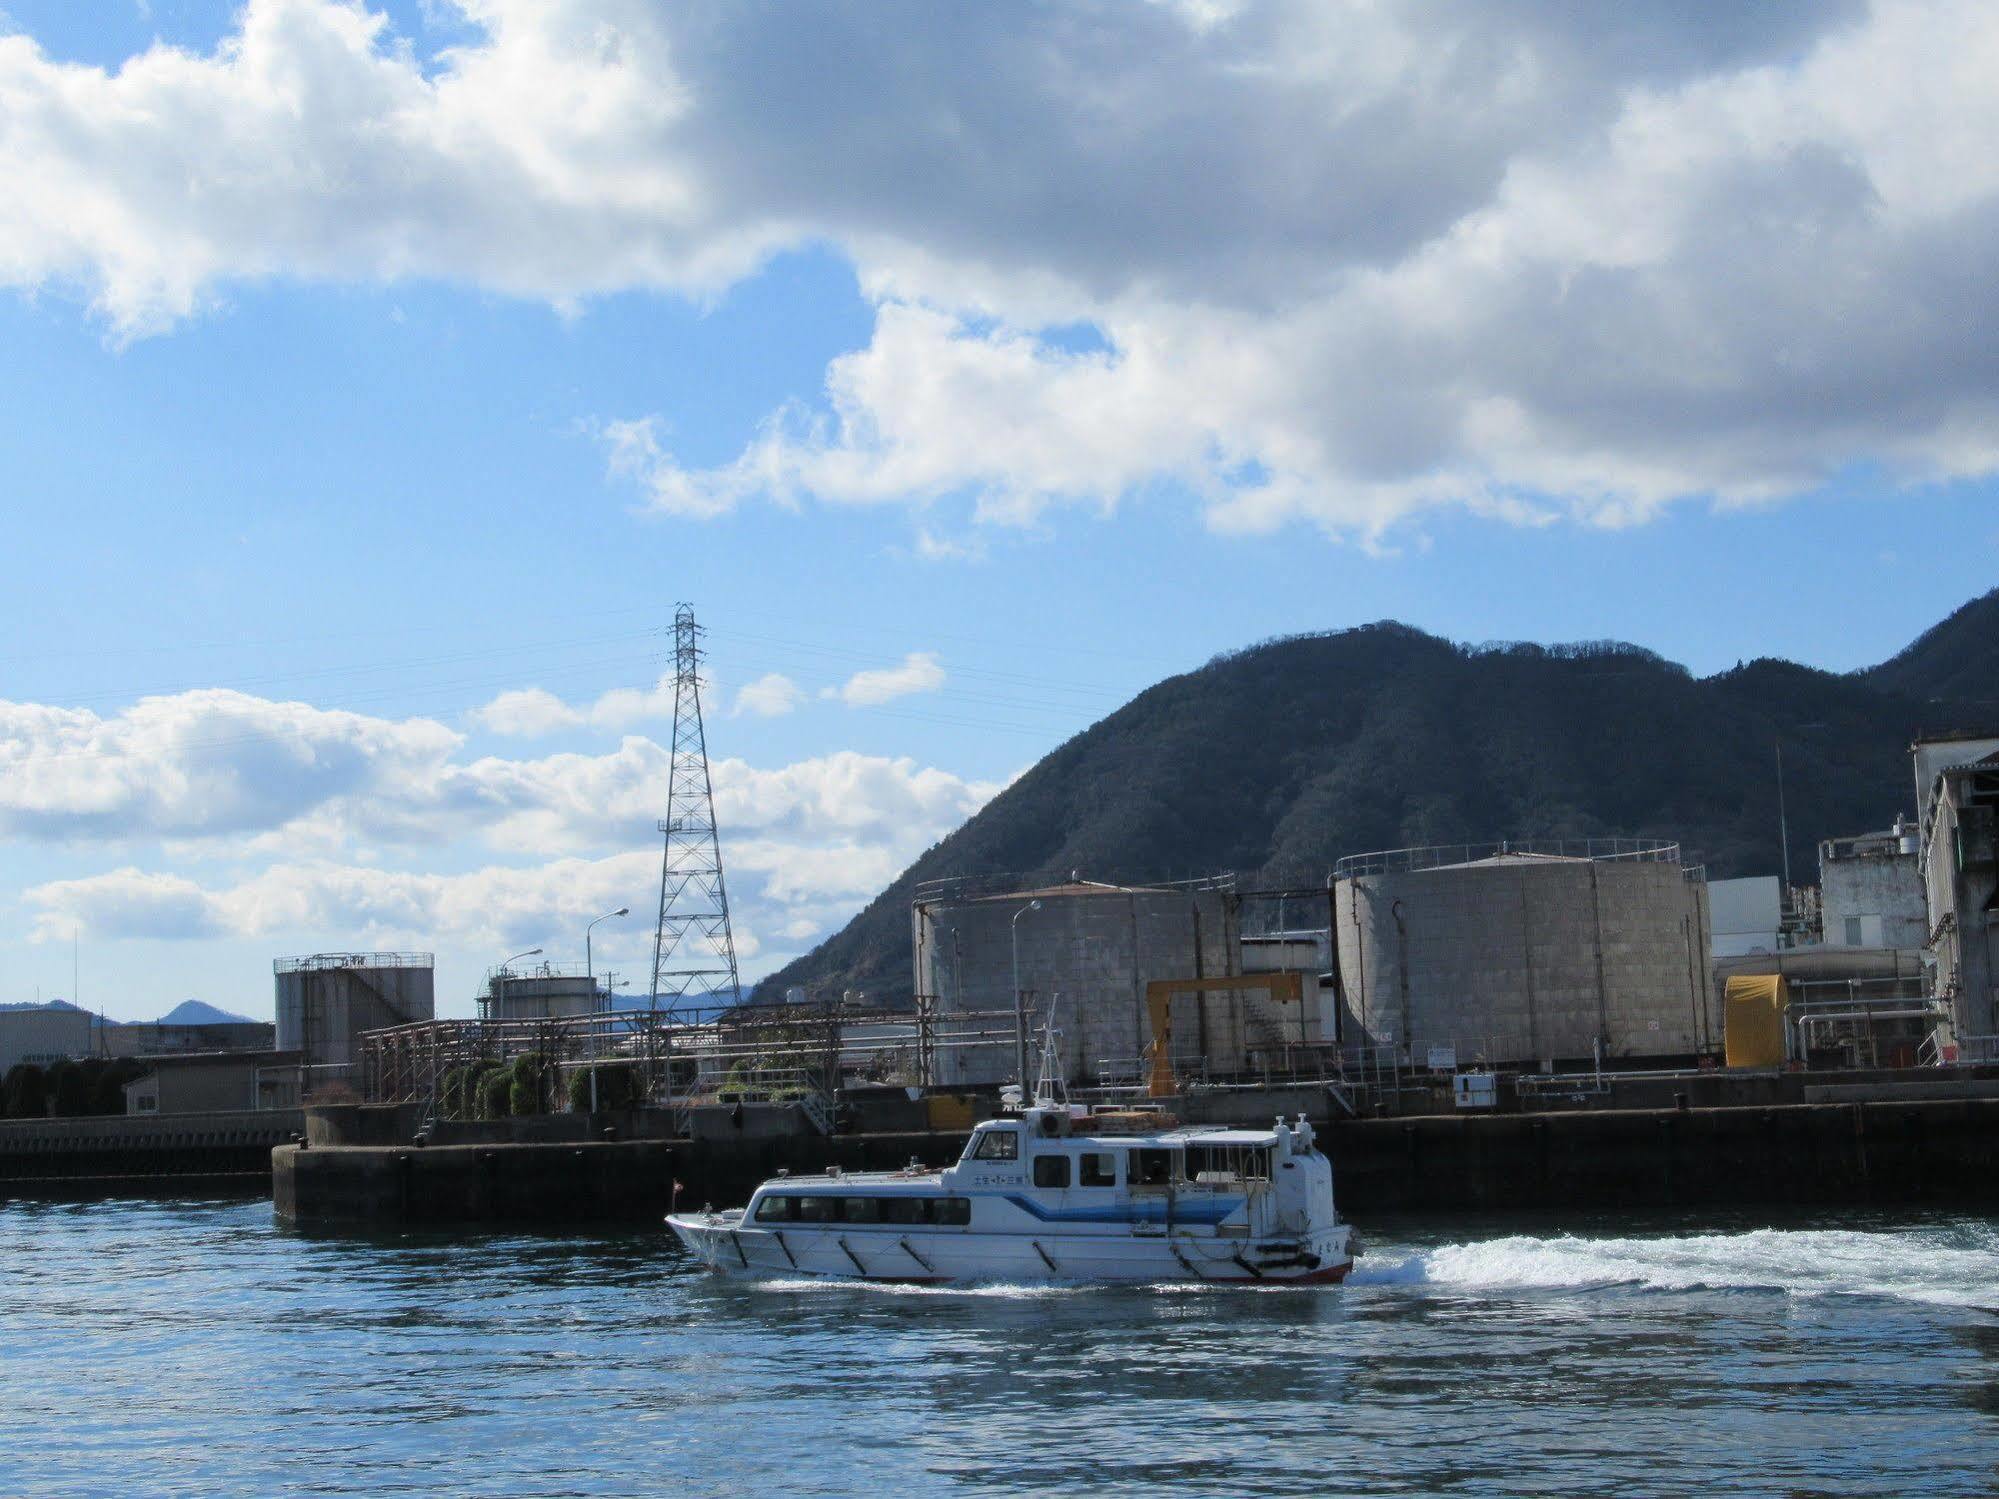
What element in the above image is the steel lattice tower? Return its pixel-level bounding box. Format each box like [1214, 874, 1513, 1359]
[648, 604, 742, 1026]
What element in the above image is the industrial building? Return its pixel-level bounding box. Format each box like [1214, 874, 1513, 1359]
[912, 876, 1318, 1088]
[1913, 731, 1999, 1054]
[123, 1050, 302, 1115]
[479, 963, 604, 1022]
[100, 1017, 275, 1058]
[274, 953, 434, 1087]
[0, 1004, 93, 1074]
[1331, 840, 1713, 1067]
[1819, 820, 1926, 950]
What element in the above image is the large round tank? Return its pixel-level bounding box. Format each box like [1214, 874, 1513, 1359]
[1331, 841, 1713, 1067]
[912, 877, 1240, 1087]
[481, 966, 599, 1021]
[274, 953, 436, 1072]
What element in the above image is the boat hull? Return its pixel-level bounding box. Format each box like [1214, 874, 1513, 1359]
[667, 1215, 1353, 1286]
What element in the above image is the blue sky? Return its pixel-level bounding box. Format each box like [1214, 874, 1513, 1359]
[1, 1, 1995, 1020]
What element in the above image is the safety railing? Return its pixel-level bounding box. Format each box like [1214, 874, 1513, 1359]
[1333, 838, 1679, 879]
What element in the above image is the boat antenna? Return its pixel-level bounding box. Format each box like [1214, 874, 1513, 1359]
[1033, 994, 1067, 1108]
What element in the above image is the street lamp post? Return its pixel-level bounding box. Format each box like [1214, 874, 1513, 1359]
[493, 946, 543, 1022]
[585, 908, 630, 1010]
[1011, 899, 1044, 1100]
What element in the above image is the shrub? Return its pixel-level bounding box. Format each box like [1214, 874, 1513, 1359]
[566, 1063, 641, 1113]
[507, 1052, 551, 1116]
[438, 1064, 476, 1120]
[477, 1066, 513, 1120]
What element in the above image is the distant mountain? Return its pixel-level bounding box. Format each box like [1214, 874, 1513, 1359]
[757, 595, 1999, 1006]
[1861, 586, 1999, 709]
[0, 999, 90, 1014]
[153, 1000, 258, 1026]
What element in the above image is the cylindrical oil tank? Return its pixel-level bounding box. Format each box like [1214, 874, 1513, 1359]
[274, 952, 436, 1071]
[912, 878, 1240, 1088]
[1330, 842, 1713, 1067]
[482, 968, 600, 1021]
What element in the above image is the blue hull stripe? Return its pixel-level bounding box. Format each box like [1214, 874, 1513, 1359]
[999, 1194, 1241, 1225]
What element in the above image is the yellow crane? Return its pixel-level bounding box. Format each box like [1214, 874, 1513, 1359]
[1142, 970, 1307, 1098]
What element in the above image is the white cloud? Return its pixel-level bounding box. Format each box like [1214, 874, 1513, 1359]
[731, 673, 804, 718]
[471, 674, 677, 737]
[0, 688, 462, 841]
[6, 682, 1002, 975]
[12, 1, 1999, 533]
[823, 651, 946, 707]
[472, 687, 582, 737]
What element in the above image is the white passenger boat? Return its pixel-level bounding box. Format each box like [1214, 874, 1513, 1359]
[666, 1104, 1355, 1285]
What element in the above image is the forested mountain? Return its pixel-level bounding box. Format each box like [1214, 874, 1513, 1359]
[1862, 588, 1999, 707]
[756, 588, 1999, 1005]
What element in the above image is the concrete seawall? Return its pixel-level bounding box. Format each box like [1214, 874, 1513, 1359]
[273, 1096, 1999, 1227]
[1326, 1097, 1999, 1212]
[0, 1109, 304, 1192]
[273, 1130, 971, 1227]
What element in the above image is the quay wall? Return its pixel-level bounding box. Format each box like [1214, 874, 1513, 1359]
[273, 1130, 970, 1227]
[1326, 1098, 1999, 1213]
[273, 1097, 1999, 1226]
[0, 1109, 304, 1190]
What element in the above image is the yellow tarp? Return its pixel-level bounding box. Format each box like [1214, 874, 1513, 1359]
[1724, 974, 1788, 1068]
[925, 1093, 978, 1131]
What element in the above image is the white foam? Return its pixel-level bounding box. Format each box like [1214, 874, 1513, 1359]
[1349, 1224, 1999, 1309]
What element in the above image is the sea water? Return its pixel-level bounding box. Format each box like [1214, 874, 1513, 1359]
[0, 1199, 1992, 1497]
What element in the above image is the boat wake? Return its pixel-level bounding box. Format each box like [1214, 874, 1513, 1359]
[1348, 1224, 1999, 1309]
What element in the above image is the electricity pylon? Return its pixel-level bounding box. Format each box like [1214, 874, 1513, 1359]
[648, 604, 742, 1060]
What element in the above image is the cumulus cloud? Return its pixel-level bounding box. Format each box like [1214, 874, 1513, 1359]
[6, 684, 1001, 973]
[10, 1, 1997, 533]
[731, 673, 805, 718]
[472, 687, 582, 737]
[822, 652, 946, 707]
[0, 689, 462, 841]
[471, 674, 677, 737]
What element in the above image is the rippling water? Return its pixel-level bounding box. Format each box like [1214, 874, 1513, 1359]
[0, 1198, 1993, 1497]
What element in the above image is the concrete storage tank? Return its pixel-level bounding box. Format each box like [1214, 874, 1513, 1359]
[480, 965, 601, 1021]
[274, 952, 435, 1073]
[913, 876, 1254, 1088]
[1330, 841, 1713, 1068]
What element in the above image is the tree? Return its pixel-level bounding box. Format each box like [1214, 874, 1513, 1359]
[45, 1060, 89, 1117]
[1, 1064, 47, 1120]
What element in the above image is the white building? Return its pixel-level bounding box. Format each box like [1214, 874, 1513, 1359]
[1818, 820, 1926, 950]
[1708, 876, 1783, 957]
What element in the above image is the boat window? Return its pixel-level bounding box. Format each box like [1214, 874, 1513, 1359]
[880, 1197, 930, 1225]
[796, 1196, 837, 1223]
[1185, 1144, 1271, 1181]
[1032, 1154, 1070, 1188]
[935, 1198, 972, 1226]
[752, 1194, 794, 1223]
[1132, 1148, 1177, 1187]
[841, 1197, 881, 1224]
[1079, 1151, 1118, 1187]
[971, 1128, 1020, 1161]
